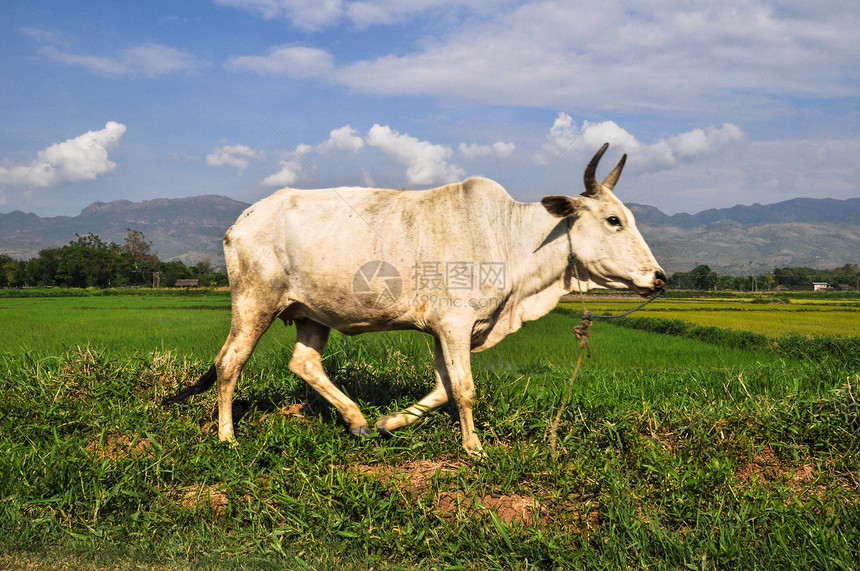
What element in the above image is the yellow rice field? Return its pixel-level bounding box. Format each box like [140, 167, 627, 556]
[559, 295, 860, 337]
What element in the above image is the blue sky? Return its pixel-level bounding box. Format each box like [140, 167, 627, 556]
[1, 0, 858, 217]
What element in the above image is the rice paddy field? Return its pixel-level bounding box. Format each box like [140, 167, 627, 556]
[1, 289, 858, 569]
[559, 293, 860, 338]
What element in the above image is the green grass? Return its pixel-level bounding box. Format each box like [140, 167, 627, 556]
[0, 293, 297, 364]
[1, 291, 859, 569]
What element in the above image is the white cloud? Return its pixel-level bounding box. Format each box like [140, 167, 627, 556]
[346, 1, 507, 28]
[226, 45, 334, 77]
[260, 143, 312, 187]
[206, 144, 262, 172]
[669, 124, 746, 158]
[39, 43, 202, 76]
[629, 137, 860, 215]
[539, 113, 638, 162]
[366, 124, 465, 186]
[214, 0, 344, 30]
[333, 2, 860, 114]
[0, 122, 126, 188]
[317, 125, 365, 154]
[538, 113, 744, 172]
[294, 143, 314, 156]
[459, 141, 516, 161]
[216, 0, 507, 30]
[262, 158, 304, 187]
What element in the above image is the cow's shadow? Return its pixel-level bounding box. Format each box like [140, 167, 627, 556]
[207, 362, 440, 432]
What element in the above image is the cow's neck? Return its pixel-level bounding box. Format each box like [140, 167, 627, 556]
[470, 200, 591, 352]
[510, 202, 589, 299]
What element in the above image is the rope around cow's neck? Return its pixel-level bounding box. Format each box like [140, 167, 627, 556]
[565, 251, 666, 354]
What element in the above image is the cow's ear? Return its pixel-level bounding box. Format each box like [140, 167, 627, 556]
[541, 196, 581, 218]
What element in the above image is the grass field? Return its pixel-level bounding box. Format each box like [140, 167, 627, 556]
[2, 290, 858, 569]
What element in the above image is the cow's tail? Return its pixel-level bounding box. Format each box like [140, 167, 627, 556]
[162, 364, 217, 405]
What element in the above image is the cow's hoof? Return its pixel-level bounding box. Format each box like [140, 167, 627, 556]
[350, 425, 371, 438]
[374, 415, 396, 437]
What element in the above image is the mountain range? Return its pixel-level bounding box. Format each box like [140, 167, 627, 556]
[1, 194, 858, 275]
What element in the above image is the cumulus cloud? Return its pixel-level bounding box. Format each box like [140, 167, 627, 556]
[366, 124, 465, 186]
[259, 144, 312, 187]
[226, 45, 334, 77]
[294, 143, 314, 156]
[0, 122, 126, 188]
[206, 144, 262, 172]
[539, 113, 637, 162]
[262, 158, 304, 187]
[317, 125, 365, 154]
[538, 112, 744, 172]
[39, 43, 202, 76]
[669, 124, 745, 158]
[459, 141, 516, 161]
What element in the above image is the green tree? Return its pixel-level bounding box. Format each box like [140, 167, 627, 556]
[120, 228, 158, 286]
[54, 234, 121, 288]
[158, 260, 193, 287]
[24, 249, 60, 286]
[0, 254, 25, 288]
[691, 264, 719, 291]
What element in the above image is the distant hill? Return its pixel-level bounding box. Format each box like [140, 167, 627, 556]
[1, 194, 858, 274]
[628, 197, 860, 228]
[628, 197, 860, 274]
[0, 195, 249, 266]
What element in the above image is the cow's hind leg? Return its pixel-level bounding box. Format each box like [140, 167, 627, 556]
[375, 337, 451, 434]
[290, 320, 370, 437]
[214, 295, 278, 443]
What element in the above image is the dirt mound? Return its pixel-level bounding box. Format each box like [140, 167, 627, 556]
[353, 459, 552, 526]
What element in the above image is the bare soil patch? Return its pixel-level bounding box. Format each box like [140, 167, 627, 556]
[351, 459, 582, 527]
[170, 484, 229, 517]
[84, 434, 152, 460]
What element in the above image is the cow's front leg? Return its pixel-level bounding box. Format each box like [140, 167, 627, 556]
[375, 336, 451, 434]
[437, 328, 482, 455]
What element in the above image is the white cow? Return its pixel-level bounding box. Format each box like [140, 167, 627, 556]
[164, 143, 666, 454]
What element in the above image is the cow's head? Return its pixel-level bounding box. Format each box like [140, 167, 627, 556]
[541, 143, 666, 295]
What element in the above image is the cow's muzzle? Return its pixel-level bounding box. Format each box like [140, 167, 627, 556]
[636, 270, 667, 296]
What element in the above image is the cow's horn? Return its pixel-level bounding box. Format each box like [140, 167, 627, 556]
[584, 143, 610, 196]
[601, 153, 627, 192]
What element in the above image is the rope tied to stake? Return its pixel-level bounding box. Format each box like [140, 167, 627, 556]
[549, 310, 594, 455]
[572, 310, 593, 357]
[549, 247, 665, 455]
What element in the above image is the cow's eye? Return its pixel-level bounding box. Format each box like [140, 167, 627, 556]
[607, 216, 622, 227]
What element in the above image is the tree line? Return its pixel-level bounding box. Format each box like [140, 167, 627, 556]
[0, 230, 228, 289]
[1, 232, 857, 292]
[668, 263, 860, 291]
